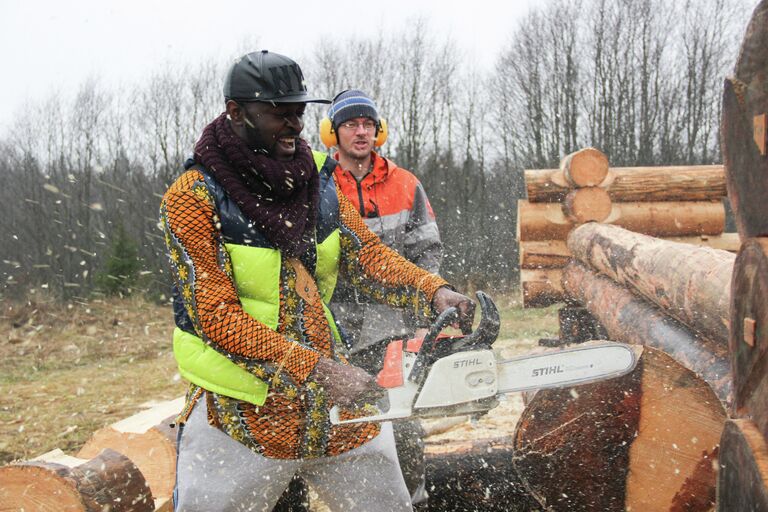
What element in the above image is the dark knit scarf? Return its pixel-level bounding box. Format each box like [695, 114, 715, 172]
[194, 113, 319, 257]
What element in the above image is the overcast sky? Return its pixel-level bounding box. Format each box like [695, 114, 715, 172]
[0, 0, 538, 132]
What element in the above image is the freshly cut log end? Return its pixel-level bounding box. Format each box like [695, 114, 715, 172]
[560, 147, 609, 187]
[514, 346, 725, 512]
[717, 419, 768, 512]
[563, 187, 612, 223]
[729, 237, 768, 438]
[77, 424, 177, 502]
[0, 448, 154, 512]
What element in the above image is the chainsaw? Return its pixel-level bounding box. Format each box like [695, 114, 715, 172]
[330, 291, 638, 425]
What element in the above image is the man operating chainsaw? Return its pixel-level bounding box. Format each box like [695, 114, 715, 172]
[161, 50, 474, 512]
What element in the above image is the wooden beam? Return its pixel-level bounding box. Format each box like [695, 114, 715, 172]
[525, 164, 725, 203]
[567, 223, 734, 345]
[729, 237, 768, 440]
[518, 200, 725, 241]
[717, 419, 768, 511]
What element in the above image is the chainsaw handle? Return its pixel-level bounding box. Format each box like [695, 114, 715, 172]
[408, 306, 458, 383]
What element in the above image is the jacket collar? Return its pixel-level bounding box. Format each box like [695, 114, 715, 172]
[332, 151, 395, 184]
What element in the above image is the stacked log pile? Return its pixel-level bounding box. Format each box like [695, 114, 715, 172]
[518, 147, 736, 308]
[520, 2, 768, 505]
[717, 0, 768, 508]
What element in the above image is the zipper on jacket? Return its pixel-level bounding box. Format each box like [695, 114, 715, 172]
[355, 180, 366, 217]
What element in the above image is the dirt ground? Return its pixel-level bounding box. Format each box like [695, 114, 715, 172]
[1, 292, 557, 510]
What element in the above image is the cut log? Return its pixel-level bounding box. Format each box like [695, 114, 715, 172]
[601, 200, 725, 237]
[558, 306, 607, 345]
[561, 260, 732, 405]
[517, 200, 573, 241]
[520, 268, 564, 308]
[729, 238, 768, 439]
[601, 165, 726, 202]
[717, 419, 768, 512]
[563, 187, 612, 223]
[567, 223, 735, 345]
[514, 345, 726, 512]
[423, 437, 538, 511]
[720, 0, 768, 239]
[560, 147, 610, 187]
[519, 240, 571, 269]
[525, 164, 725, 203]
[520, 234, 740, 272]
[77, 397, 183, 502]
[0, 448, 154, 511]
[518, 199, 724, 241]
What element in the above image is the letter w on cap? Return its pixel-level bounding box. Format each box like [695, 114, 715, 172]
[270, 64, 305, 93]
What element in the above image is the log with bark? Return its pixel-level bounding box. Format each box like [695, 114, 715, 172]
[0, 448, 154, 511]
[517, 200, 724, 241]
[720, 0, 768, 239]
[729, 237, 768, 439]
[563, 187, 612, 223]
[717, 419, 768, 511]
[567, 223, 735, 346]
[519, 233, 741, 271]
[524, 148, 609, 202]
[561, 260, 732, 405]
[77, 397, 183, 503]
[525, 164, 725, 203]
[520, 268, 564, 308]
[514, 345, 726, 512]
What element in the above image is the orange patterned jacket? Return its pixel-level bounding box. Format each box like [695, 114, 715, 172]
[160, 159, 448, 459]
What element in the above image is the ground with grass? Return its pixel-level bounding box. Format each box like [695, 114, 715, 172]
[0, 291, 559, 466]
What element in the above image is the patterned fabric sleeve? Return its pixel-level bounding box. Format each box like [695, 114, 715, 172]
[336, 182, 449, 322]
[161, 170, 320, 385]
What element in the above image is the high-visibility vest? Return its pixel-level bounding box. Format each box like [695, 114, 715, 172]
[173, 151, 341, 406]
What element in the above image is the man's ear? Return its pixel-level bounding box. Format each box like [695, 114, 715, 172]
[226, 100, 245, 126]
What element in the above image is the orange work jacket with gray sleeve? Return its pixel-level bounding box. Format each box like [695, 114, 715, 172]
[330, 151, 442, 352]
[161, 150, 448, 460]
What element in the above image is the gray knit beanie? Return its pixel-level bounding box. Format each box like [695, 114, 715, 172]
[328, 90, 380, 129]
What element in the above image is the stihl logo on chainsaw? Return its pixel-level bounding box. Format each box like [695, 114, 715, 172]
[532, 365, 564, 377]
[453, 358, 482, 369]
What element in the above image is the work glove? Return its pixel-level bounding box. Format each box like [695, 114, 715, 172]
[431, 287, 476, 334]
[312, 357, 385, 407]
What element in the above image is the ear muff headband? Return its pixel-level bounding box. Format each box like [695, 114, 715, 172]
[318, 117, 388, 148]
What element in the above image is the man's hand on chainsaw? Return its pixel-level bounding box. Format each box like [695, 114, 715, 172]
[313, 357, 386, 407]
[432, 287, 476, 334]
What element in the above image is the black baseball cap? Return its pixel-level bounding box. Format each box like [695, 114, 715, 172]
[223, 50, 330, 104]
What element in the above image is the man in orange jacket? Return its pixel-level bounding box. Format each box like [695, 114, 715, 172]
[324, 89, 443, 506]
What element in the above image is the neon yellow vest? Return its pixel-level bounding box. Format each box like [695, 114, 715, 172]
[173, 151, 341, 406]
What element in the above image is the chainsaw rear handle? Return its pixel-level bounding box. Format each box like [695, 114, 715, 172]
[408, 306, 459, 384]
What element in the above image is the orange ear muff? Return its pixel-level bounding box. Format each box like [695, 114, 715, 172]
[375, 118, 388, 147]
[319, 117, 337, 148]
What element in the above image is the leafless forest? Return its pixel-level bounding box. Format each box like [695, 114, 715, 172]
[0, 0, 749, 301]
